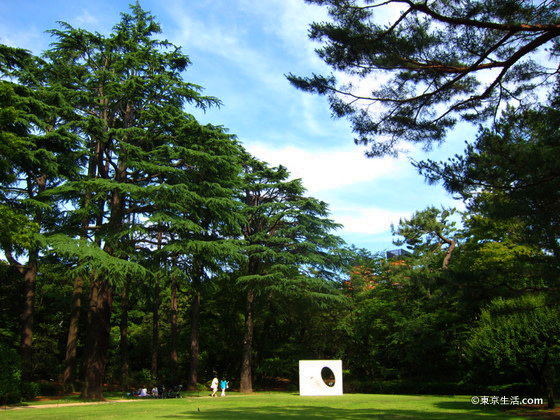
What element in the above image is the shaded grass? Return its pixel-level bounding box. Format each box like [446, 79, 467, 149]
[11, 391, 208, 407]
[1, 392, 536, 419]
[10, 391, 130, 406]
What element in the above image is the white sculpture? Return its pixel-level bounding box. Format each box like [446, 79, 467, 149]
[299, 360, 343, 396]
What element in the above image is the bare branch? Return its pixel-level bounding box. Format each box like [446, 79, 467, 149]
[398, 0, 560, 33]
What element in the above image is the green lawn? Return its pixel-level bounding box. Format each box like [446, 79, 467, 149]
[0, 392, 537, 419]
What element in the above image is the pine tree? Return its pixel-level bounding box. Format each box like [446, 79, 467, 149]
[417, 105, 560, 272]
[288, 0, 560, 156]
[392, 206, 458, 269]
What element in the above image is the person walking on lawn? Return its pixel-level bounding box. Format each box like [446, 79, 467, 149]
[220, 378, 229, 397]
[211, 376, 219, 397]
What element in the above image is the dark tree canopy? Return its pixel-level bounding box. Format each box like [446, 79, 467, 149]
[288, 0, 560, 156]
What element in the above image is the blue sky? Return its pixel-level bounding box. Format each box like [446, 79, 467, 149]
[0, 0, 469, 253]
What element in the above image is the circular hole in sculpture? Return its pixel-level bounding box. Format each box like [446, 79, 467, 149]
[321, 367, 335, 387]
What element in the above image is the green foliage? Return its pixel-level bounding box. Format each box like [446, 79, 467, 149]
[467, 294, 560, 406]
[131, 369, 154, 388]
[289, 0, 560, 156]
[0, 205, 40, 258]
[392, 206, 457, 268]
[20, 381, 40, 401]
[238, 156, 345, 299]
[345, 379, 480, 395]
[417, 105, 560, 294]
[468, 294, 560, 370]
[256, 357, 298, 381]
[347, 275, 465, 380]
[47, 235, 148, 287]
[392, 207, 456, 248]
[0, 343, 22, 404]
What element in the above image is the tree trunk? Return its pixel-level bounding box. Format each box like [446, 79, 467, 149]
[540, 359, 555, 409]
[62, 275, 83, 390]
[20, 255, 38, 381]
[81, 151, 122, 400]
[546, 385, 555, 409]
[151, 276, 160, 380]
[120, 280, 129, 387]
[240, 288, 255, 393]
[187, 291, 200, 390]
[437, 231, 456, 269]
[81, 279, 113, 400]
[530, 358, 555, 409]
[170, 276, 178, 371]
[65, 135, 97, 391]
[19, 173, 45, 382]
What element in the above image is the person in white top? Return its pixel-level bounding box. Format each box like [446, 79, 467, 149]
[210, 376, 219, 397]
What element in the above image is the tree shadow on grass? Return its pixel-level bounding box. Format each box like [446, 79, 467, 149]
[436, 400, 556, 419]
[156, 404, 530, 419]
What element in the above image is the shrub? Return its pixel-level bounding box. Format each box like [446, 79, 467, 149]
[20, 382, 40, 400]
[0, 343, 22, 404]
[38, 380, 60, 396]
[131, 369, 153, 388]
[344, 379, 482, 395]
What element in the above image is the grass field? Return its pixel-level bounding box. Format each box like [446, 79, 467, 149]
[0, 392, 541, 419]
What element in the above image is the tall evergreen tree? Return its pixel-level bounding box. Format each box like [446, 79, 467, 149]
[0, 45, 79, 380]
[133, 119, 244, 389]
[238, 157, 344, 392]
[42, 3, 222, 399]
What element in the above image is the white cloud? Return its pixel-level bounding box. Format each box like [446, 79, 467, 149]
[0, 24, 44, 53]
[298, 94, 333, 136]
[237, 0, 328, 65]
[334, 206, 410, 235]
[162, 0, 335, 95]
[244, 142, 399, 194]
[162, 1, 283, 89]
[243, 141, 412, 239]
[73, 9, 100, 26]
